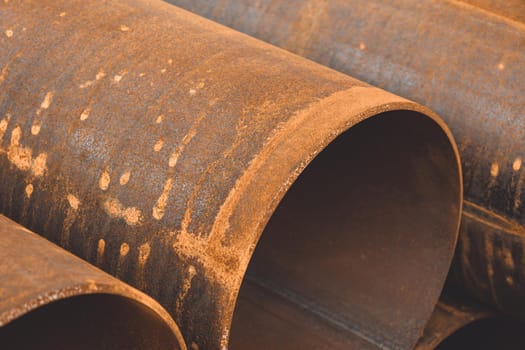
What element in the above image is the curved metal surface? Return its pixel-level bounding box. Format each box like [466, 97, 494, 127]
[0, 0, 461, 348]
[166, 0, 525, 318]
[415, 297, 492, 349]
[0, 215, 185, 349]
[417, 294, 525, 350]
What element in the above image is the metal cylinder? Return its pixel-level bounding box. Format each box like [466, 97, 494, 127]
[167, 0, 525, 318]
[0, 0, 462, 348]
[0, 215, 185, 349]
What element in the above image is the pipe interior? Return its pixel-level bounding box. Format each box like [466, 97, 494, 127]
[437, 318, 525, 349]
[230, 110, 461, 349]
[0, 294, 181, 350]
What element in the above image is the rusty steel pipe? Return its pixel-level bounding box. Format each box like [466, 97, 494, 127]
[167, 0, 525, 318]
[415, 297, 493, 349]
[0, 0, 461, 349]
[416, 294, 525, 349]
[0, 215, 185, 349]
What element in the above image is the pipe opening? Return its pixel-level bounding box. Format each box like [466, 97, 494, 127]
[437, 317, 525, 349]
[0, 294, 182, 350]
[230, 110, 461, 349]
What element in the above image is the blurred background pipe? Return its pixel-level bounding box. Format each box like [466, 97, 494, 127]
[0, 0, 461, 348]
[0, 215, 185, 350]
[166, 0, 525, 319]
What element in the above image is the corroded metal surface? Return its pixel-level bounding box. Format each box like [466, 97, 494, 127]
[0, 0, 462, 349]
[167, 0, 525, 318]
[415, 297, 492, 349]
[0, 215, 185, 349]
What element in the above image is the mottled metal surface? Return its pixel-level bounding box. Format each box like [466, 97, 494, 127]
[167, 0, 525, 318]
[415, 297, 492, 349]
[0, 0, 461, 349]
[0, 215, 185, 349]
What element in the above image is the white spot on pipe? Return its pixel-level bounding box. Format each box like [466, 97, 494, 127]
[119, 171, 131, 185]
[138, 243, 151, 266]
[40, 91, 54, 110]
[513, 157, 522, 171]
[120, 242, 130, 256]
[103, 197, 143, 225]
[5, 30, 13, 38]
[490, 162, 499, 177]
[497, 62, 505, 70]
[155, 114, 164, 124]
[30, 122, 41, 135]
[99, 170, 111, 191]
[67, 194, 80, 210]
[0, 113, 11, 141]
[80, 107, 90, 121]
[153, 138, 164, 152]
[359, 42, 366, 50]
[119, 25, 130, 32]
[25, 183, 33, 198]
[152, 178, 174, 220]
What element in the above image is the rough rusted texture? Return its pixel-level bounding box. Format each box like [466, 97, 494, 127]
[0, 215, 185, 349]
[450, 201, 525, 317]
[415, 297, 492, 349]
[168, 0, 525, 317]
[0, 0, 461, 349]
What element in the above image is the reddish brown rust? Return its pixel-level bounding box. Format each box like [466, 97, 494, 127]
[0, 0, 461, 349]
[168, 0, 525, 319]
[0, 215, 185, 349]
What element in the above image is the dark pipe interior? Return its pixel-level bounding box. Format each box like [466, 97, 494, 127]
[0, 294, 181, 350]
[437, 318, 525, 349]
[230, 111, 461, 349]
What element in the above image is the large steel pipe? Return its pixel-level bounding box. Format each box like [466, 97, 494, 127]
[0, 215, 185, 349]
[0, 0, 461, 348]
[167, 0, 525, 318]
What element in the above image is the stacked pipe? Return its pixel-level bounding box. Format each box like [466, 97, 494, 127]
[166, 0, 525, 342]
[0, 0, 521, 349]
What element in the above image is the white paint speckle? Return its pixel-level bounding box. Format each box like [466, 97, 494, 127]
[96, 70, 106, 80]
[359, 42, 366, 50]
[67, 194, 80, 210]
[30, 122, 41, 136]
[59, 12, 67, 17]
[153, 138, 164, 152]
[5, 30, 13, 38]
[161, 68, 167, 74]
[189, 89, 197, 96]
[40, 91, 54, 109]
[497, 62, 505, 70]
[120, 242, 130, 256]
[25, 183, 34, 198]
[167, 59, 173, 65]
[513, 157, 522, 171]
[97, 238, 106, 258]
[119, 25, 130, 32]
[99, 170, 111, 191]
[119, 171, 131, 185]
[113, 75, 123, 83]
[80, 107, 90, 121]
[490, 162, 499, 177]
[156, 114, 164, 124]
[138, 242, 151, 265]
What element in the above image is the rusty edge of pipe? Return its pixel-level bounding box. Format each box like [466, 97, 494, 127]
[415, 296, 493, 349]
[0, 214, 186, 350]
